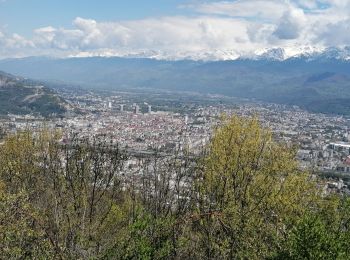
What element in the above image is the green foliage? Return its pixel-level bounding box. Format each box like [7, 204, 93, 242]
[112, 212, 176, 260]
[0, 117, 350, 259]
[0, 184, 54, 259]
[283, 214, 340, 259]
[192, 116, 320, 259]
[0, 131, 130, 258]
[0, 72, 66, 116]
[271, 195, 350, 260]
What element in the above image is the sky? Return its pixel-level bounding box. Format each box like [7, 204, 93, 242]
[1, 0, 350, 59]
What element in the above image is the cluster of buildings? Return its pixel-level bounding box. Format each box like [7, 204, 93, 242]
[1, 90, 350, 193]
[57, 111, 209, 153]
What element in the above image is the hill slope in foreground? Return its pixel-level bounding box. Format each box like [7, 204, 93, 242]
[0, 71, 67, 117]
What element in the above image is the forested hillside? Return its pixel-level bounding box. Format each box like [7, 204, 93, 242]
[1, 116, 349, 259]
[0, 71, 67, 117]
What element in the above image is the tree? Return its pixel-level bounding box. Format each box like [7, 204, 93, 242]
[0, 132, 130, 259]
[276, 196, 350, 260]
[0, 132, 55, 258]
[191, 116, 319, 259]
[1, 117, 349, 259]
[105, 149, 198, 259]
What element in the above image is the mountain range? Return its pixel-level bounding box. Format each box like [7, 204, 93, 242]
[67, 46, 350, 61]
[0, 46, 350, 115]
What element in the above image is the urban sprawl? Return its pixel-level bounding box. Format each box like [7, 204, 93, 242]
[1, 89, 350, 194]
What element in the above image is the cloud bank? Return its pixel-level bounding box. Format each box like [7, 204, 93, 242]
[1, 0, 350, 59]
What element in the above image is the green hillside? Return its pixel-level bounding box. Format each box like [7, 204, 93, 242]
[0, 71, 67, 117]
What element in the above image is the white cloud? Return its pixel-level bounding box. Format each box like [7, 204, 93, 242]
[32, 16, 261, 55]
[318, 18, 350, 46]
[0, 29, 35, 57]
[1, 0, 350, 59]
[273, 8, 306, 40]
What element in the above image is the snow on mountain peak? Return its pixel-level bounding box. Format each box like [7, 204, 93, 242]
[68, 46, 350, 62]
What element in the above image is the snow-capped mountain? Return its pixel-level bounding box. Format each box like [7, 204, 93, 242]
[311, 46, 350, 61]
[67, 45, 350, 62]
[69, 49, 241, 61]
[251, 46, 325, 61]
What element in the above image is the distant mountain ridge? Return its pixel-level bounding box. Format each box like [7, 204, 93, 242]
[0, 71, 68, 117]
[0, 52, 350, 115]
[249, 46, 350, 62]
[63, 46, 350, 62]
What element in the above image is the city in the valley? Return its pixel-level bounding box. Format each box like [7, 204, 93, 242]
[1, 88, 350, 194]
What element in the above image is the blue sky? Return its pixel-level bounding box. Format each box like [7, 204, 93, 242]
[0, 0, 350, 59]
[0, 0, 192, 36]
